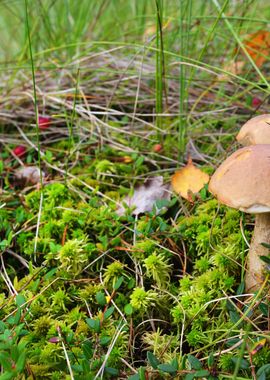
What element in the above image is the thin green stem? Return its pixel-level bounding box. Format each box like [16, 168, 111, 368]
[24, 0, 43, 189]
[155, 0, 164, 138]
[178, 0, 192, 160]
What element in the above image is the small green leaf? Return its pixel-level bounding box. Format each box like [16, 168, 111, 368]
[155, 199, 170, 210]
[45, 150, 53, 163]
[231, 357, 249, 369]
[128, 374, 140, 380]
[81, 359, 90, 373]
[127, 277, 135, 289]
[15, 294, 26, 307]
[259, 303, 269, 316]
[0, 372, 14, 380]
[229, 311, 241, 324]
[104, 306, 114, 320]
[95, 291, 106, 307]
[257, 373, 266, 380]
[170, 357, 178, 370]
[184, 374, 195, 380]
[147, 351, 160, 369]
[225, 337, 241, 347]
[86, 318, 100, 333]
[113, 276, 124, 290]
[124, 303, 133, 315]
[200, 186, 207, 200]
[135, 156, 144, 167]
[193, 370, 210, 377]
[82, 341, 93, 359]
[0, 352, 12, 370]
[188, 354, 202, 370]
[31, 278, 40, 292]
[105, 367, 119, 376]
[16, 351, 26, 372]
[0, 322, 6, 333]
[13, 308, 21, 326]
[44, 268, 57, 280]
[99, 336, 111, 346]
[139, 367, 147, 380]
[261, 242, 270, 249]
[157, 363, 177, 374]
[207, 353, 214, 368]
[256, 364, 270, 380]
[259, 255, 270, 265]
[226, 300, 235, 312]
[236, 282, 245, 295]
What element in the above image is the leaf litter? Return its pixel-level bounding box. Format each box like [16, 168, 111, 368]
[117, 176, 171, 216]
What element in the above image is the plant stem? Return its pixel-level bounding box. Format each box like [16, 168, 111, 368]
[24, 0, 43, 189]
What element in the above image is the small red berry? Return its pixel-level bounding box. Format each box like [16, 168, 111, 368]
[153, 144, 163, 153]
[38, 116, 51, 130]
[252, 97, 262, 107]
[13, 145, 26, 157]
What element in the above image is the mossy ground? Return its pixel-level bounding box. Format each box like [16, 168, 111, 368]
[1, 129, 270, 379]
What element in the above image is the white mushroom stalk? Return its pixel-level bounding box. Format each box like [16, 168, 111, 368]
[245, 213, 270, 290]
[209, 145, 270, 291]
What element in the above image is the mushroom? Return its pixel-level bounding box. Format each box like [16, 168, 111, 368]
[209, 144, 270, 291]
[236, 114, 270, 146]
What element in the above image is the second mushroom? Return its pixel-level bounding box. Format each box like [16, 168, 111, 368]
[209, 144, 270, 291]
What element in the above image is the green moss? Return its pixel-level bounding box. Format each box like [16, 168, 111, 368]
[0, 168, 254, 378]
[103, 261, 125, 287]
[143, 252, 172, 288]
[130, 287, 158, 312]
[56, 238, 90, 276]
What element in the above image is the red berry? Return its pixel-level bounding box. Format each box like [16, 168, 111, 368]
[252, 97, 261, 107]
[13, 145, 26, 157]
[153, 144, 163, 153]
[38, 116, 51, 130]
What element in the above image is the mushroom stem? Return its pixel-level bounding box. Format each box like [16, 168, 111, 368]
[246, 213, 270, 291]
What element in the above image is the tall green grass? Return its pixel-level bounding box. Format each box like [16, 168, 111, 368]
[1, 0, 270, 160]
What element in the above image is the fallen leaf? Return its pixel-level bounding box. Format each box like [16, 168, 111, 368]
[171, 159, 209, 201]
[243, 30, 270, 67]
[117, 176, 171, 216]
[15, 166, 45, 185]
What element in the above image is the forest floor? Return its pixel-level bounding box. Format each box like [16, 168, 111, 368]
[1, 1, 270, 379]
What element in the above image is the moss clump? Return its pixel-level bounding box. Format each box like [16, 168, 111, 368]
[170, 199, 248, 348]
[143, 252, 172, 288]
[0, 175, 256, 379]
[130, 287, 158, 313]
[56, 238, 90, 276]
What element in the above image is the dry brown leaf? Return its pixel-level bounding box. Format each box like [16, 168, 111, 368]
[171, 159, 209, 201]
[243, 30, 270, 67]
[15, 166, 45, 185]
[117, 176, 171, 216]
